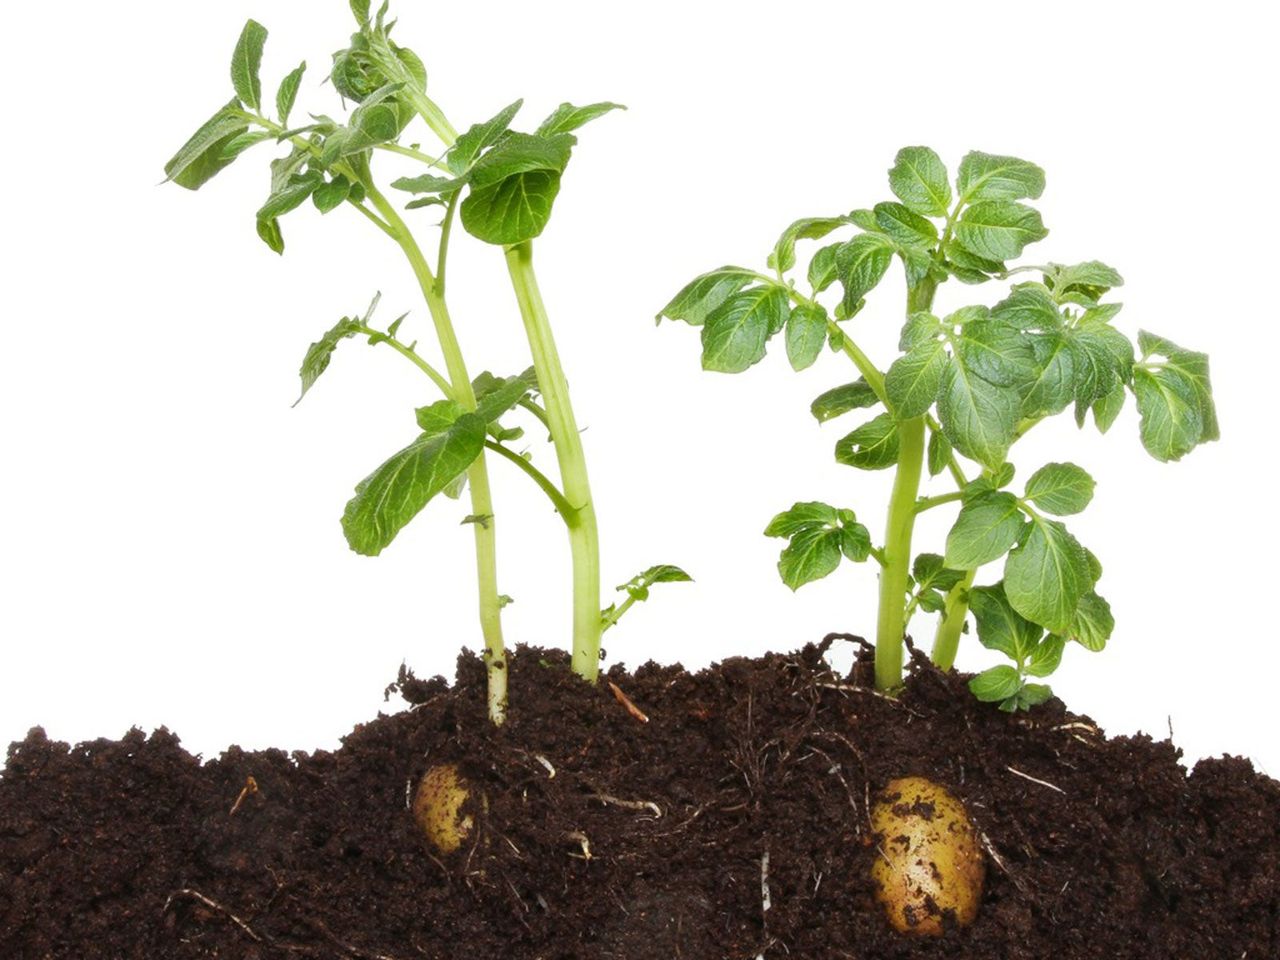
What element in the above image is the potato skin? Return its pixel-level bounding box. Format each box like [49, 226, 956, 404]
[870, 776, 985, 936]
[413, 763, 475, 855]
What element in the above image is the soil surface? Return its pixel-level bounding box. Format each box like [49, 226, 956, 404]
[2, 639, 1277, 959]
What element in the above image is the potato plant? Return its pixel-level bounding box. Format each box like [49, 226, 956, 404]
[661, 148, 1217, 708]
[165, 2, 686, 724]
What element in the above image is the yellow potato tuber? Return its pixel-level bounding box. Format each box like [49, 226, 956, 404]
[870, 776, 984, 936]
[412, 763, 476, 855]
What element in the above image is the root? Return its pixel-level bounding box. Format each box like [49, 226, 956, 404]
[228, 776, 259, 816]
[164, 889, 264, 943]
[1006, 765, 1066, 795]
[583, 779, 663, 818]
[980, 832, 1030, 894]
[608, 681, 650, 723]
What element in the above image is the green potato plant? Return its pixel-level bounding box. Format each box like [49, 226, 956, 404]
[165, 2, 687, 724]
[661, 147, 1217, 709]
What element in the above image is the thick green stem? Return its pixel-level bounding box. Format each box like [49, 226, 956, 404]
[365, 182, 508, 724]
[874, 277, 938, 691]
[931, 568, 977, 670]
[875, 416, 926, 690]
[504, 242, 602, 682]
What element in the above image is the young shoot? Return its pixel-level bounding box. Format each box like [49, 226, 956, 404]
[165, 2, 686, 724]
[660, 147, 1217, 709]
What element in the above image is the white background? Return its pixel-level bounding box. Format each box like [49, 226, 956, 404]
[2, 1, 1276, 774]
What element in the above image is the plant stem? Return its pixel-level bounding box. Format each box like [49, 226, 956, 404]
[875, 416, 926, 691]
[930, 569, 976, 671]
[364, 179, 509, 724]
[504, 242, 602, 681]
[483, 440, 575, 518]
[873, 277, 938, 691]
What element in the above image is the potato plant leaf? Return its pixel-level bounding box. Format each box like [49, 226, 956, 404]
[1003, 516, 1089, 633]
[945, 492, 1025, 570]
[231, 19, 269, 111]
[764, 502, 871, 590]
[811, 380, 879, 422]
[835, 412, 901, 470]
[1023, 462, 1094, 516]
[342, 414, 487, 556]
[700, 285, 789, 373]
[535, 101, 625, 138]
[888, 146, 951, 217]
[164, 101, 250, 189]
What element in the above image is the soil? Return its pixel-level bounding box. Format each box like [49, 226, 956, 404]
[2, 638, 1277, 959]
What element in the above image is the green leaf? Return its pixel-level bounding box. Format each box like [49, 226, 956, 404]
[1138, 331, 1218, 443]
[1092, 383, 1126, 433]
[764, 501, 840, 537]
[535, 101, 624, 138]
[312, 175, 352, 214]
[886, 341, 948, 418]
[1048, 261, 1124, 303]
[777, 527, 843, 590]
[970, 665, 1024, 703]
[1065, 590, 1114, 651]
[811, 380, 878, 422]
[256, 216, 284, 254]
[611, 564, 693, 610]
[1004, 517, 1090, 633]
[927, 428, 953, 477]
[391, 172, 466, 196]
[808, 242, 841, 293]
[276, 61, 307, 125]
[955, 319, 1039, 388]
[1025, 634, 1066, 678]
[1132, 366, 1204, 462]
[1071, 325, 1133, 406]
[350, 0, 371, 24]
[945, 243, 1005, 282]
[835, 234, 895, 315]
[415, 399, 466, 436]
[912, 553, 965, 593]
[969, 583, 1042, 660]
[257, 170, 323, 221]
[448, 99, 524, 175]
[956, 152, 1045, 203]
[899, 311, 942, 351]
[460, 169, 563, 244]
[1024, 462, 1094, 516]
[769, 216, 851, 273]
[873, 202, 938, 248]
[296, 316, 361, 403]
[786, 304, 828, 371]
[1021, 333, 1077, 417]
[765, 502, 869, 589]
[835, 412, 900, 471]
[163, 101, 250, 190]
[937, 361, 1020, 469]
[945, 492, 1025, 570]
[472, 368, 539, 423]
[953, 201, 1048, 262]
[341, 415, 487, 556]
[701, 285, 789, 373]
[460, 132, 575, 244]
[657, 266, 757, 327]
[1016, 683, 1054, 709]
[231, 19, 268, 111]
[220, 130, 273, 161]
[888, 146, 951, 217]
[992, 283, 1062, 332]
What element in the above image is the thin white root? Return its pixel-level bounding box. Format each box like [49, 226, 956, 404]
[588, 791, 663, 818]
[163, 889, 262, 942]
[534, 754, 556, 778]
[1006, 765, 1066, 794]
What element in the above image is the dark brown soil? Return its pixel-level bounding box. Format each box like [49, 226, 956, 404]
[2, 639, 1277, 959]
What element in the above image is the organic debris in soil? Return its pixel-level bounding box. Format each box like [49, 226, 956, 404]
[2, 639, 1278, 959]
